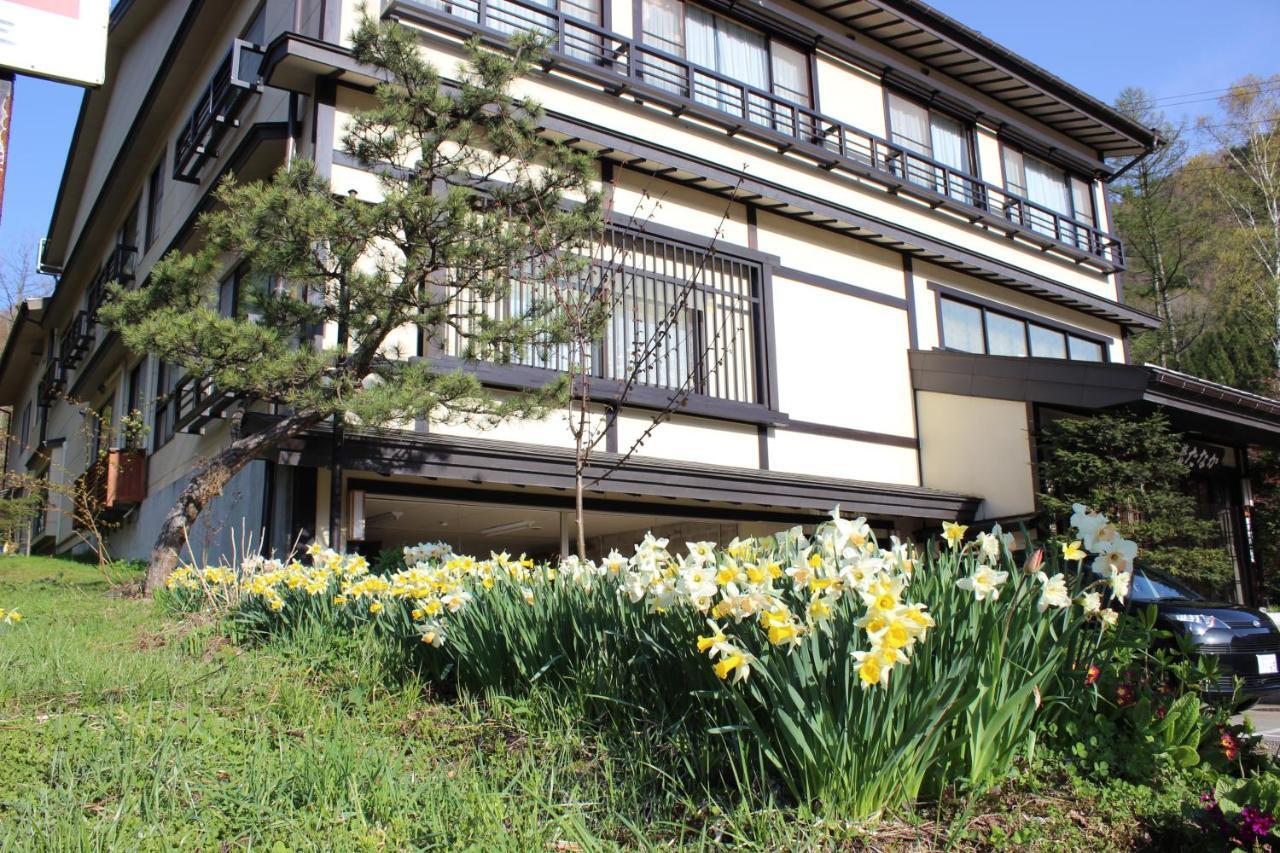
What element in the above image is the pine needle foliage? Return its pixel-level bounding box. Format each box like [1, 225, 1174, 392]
[97, 16, 604, 588]
[1037, 410, 1234, 592]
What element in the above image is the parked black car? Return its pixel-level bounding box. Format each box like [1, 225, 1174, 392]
[1114, 565, 1280, 706]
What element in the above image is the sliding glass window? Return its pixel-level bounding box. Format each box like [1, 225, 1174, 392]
[640, 0, 811, 133]
[939, 295, 1108, 364]
[886, 93, 977, 205]
[1002, 146, 1098, 251]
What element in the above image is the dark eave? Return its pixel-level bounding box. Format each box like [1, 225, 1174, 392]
[0, 299, 48, 406]
[247, 413, 981, 521]
[909, 350, 1280, 447]
[261, 35, 1158, 333]
[798, 0, 1157, 158]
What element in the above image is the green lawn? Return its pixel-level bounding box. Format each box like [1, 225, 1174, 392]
[0, 557, 1210, 850]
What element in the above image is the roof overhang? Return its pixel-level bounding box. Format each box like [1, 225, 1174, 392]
[0, 299, 48, 406]
[247, 413, 981, 521]
[794, 0, 1157, 160]
[910, 350, 1280, 447]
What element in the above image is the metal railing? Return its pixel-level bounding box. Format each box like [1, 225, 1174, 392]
[59, 311, 93, 371]
[160, 373, 237, 436]
[444, 229, 762, 405]
[86, 244, 138, 322]
[385, 0, 1124, 266]
[173, 39, 265, 183]
[38, 359, 64, 405]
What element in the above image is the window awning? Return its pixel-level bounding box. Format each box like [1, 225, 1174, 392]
[909, 350, 1280, 447]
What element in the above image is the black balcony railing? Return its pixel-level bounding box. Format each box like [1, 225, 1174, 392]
[173, 39, 265, 183]
[58, 311, 93, 371]
[86, 244, 138, 322]
[162, 373, 238, 436]
[38, 359, 65, 405]
[384, 0, 1124, 267]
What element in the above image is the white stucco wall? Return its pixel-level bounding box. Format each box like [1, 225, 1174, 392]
[916, 390, 1035, 520]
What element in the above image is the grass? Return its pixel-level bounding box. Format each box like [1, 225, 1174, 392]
[0, 556, 1214, 850]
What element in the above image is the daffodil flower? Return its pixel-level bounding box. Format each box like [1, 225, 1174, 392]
[956, 565, 1009, 601]
[942, 521, 968, 549]
[1036, 572, 1071, 612]
[1061, 540, 1086, 562]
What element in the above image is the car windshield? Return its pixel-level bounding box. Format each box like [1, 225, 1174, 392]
[1127, 567, 1203, 603]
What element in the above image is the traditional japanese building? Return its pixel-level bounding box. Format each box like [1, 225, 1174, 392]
[3, 0, 1278, 601]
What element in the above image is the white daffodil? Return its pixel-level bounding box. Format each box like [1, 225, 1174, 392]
[1092, 536, 1138, 577]
[1099, 608, 1121, 628]
[1107, 567, 1132, 603]
[956, 564, 1009, 601]
[1036, 572, 1071, 612]
[1069, 504, 1107, 550]
[977, 524, 1014, 563]
[600, 549, 628, 575]
[1078, 591, 1102, 615]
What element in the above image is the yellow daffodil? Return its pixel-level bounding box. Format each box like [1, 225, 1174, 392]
[1062, 540, 1086, 562]
[942, 521, 968, 548]
[713, 652, 751, 683]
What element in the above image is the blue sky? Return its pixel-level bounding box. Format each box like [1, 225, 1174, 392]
[1, 0, 1277, 284]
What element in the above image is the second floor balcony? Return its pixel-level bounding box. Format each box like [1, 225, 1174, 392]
[382, 0, 1125, 269]
[59, 311, 93, 372]
[173, 39, 266, 183]
[86, 244, 138, 323]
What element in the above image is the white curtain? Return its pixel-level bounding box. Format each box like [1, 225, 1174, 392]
[1070, 177, 1095, 225]
[930, 113, 967, 171]
[1023, 155, 1070, 215]
[642, 0, 687, 94]
[686, 6, 766, 115]
[887, 94, 930, 156]
[642, 0, 684, 53]
[770, 42, 809, 105]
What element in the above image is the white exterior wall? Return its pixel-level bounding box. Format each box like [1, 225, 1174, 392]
[916, 391, 1035, 520]
[6, 0, 1146, 562]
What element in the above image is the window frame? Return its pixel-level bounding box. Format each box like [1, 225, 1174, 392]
[145, 160, 164, 253]
[435, 218, 780, 421]
[884, 89, 978, 177]
[932, 284, 1110, 364]
[637, 0, 815, 111]
[999, 141, 1098, 227]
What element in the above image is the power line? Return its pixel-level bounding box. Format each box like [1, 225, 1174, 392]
[1143, 79, 1280, 107]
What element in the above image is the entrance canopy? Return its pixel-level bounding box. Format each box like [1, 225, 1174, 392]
[909, 350, 1280, 448]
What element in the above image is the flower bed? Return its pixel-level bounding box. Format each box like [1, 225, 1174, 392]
[166, 506, 1275, 825]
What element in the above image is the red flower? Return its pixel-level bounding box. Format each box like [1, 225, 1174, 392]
[1156, 705, 1167, 719]
[1220, 729, 1239, 761]
[1084, 663, 1101, 686]
[1115, 683, 1135, 706]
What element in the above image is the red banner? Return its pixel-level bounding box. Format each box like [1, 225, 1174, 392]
[0, 72, 11, 225]
[7, 1, 80, 19]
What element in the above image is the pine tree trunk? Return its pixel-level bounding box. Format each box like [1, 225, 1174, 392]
[144, 409, 325, 594]
[575, 467, 587, 559]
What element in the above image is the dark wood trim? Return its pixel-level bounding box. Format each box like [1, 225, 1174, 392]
[372, 6, 1125, 270]
[757, 424, 770, 470]
[927, 280, 1113, 353]
[775, 265, 908, 310]
[257, 33, 1157, 329]
[423, 355, 788, 427]
[256, 415, 981, 519]
[533, 112, 1152, 327]
[347, 478, 831, 525]
[778, 418, 917, 449]
[42, 0, 207, 289]
[903, 254, 919, 350]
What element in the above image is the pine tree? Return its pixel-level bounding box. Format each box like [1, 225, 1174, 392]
[100, 19, 602, 592]
[1038, 410, 1234, 592]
